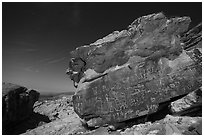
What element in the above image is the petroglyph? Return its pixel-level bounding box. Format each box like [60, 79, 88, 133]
[67, 13, 202, 126]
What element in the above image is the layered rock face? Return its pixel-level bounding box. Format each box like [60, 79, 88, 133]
[67, 13, 202, 126]
[2, 82, 40, 134]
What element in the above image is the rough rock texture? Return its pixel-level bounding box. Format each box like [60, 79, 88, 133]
[120, 115, 202, 135]
[33, 96, 73, 121]
[84, 115, 202, 135]
[23, 96, 87, 135]
[170, 88, 202, 116]
[67, 13, 202, 126]
[23, 115, 86, 135]
[6, 95, 75, 135]
[2, 82, 40, 134]
[181, 23, 202, 50]
[22, 91, 202, 135]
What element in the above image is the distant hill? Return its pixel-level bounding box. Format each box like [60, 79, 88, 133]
[38, 92, 75, 101]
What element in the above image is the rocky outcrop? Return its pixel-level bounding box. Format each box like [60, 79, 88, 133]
[2, 82, 40, 134]
[22, 91, 202, 135]
[33, 96, 73, 121]
[66, 13, 202, 127]
[7, 12, 201, 135]
[23, 96, 87, 135]
[23, 115, 85, 135]
[24, 110, 202, 135]
[120, 115, 202, 135]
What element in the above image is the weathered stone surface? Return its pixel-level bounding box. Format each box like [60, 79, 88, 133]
[23, 96, 87, 135]
[22, 113, 86, 135]
[170, 88, 202, 115]
[21, 91, 202, 135]
[33, 96, 73, 121]
[66, 13, 202, 126]
[120, 115, 202, 135]
[181, 23, 202, 50]
[2, 82, 40, 134]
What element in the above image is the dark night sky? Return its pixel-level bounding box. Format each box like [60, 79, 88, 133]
[2, 2, 202, 94]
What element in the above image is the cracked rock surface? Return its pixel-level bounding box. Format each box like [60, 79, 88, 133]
[66, 12, 202, 126]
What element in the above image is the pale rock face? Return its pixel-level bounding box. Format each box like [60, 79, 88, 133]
[67, 13, 202, 127]
[33, 96, 73, 121]
[120, 115, 202, 135]
[170, 88, 202, 114]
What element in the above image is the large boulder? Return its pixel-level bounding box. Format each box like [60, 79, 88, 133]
[2, 82, 40, 134]
[66, 13, 202, 127]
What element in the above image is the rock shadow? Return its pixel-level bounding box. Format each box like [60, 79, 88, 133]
[118, 93, 202, 131]
[3, 112, 51, 135]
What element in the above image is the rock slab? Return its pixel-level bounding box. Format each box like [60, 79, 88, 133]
[120, 115, 202, 135]
[67, 13, 202, 126]
[170, 88, 202, 115]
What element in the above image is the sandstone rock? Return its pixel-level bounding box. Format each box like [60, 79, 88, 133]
[33, 96, 73, 121]
[22, 94, 202, 135]
[181, 23, 202, 50]
[66, 13, 202, 126]
[23, 97, 87, 135]
[170, 88, 202, 115]
[121, 115, 202, 135]
[83, 115, 202, 135]
[22, 116, 85, 135]
[2, 82, 40, 134]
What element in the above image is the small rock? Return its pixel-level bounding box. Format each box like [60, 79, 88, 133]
[170, 88, 202, 115]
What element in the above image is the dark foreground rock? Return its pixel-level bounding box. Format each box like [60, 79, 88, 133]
[67, 12, 202, 127]
[2, 82, 40, 134]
